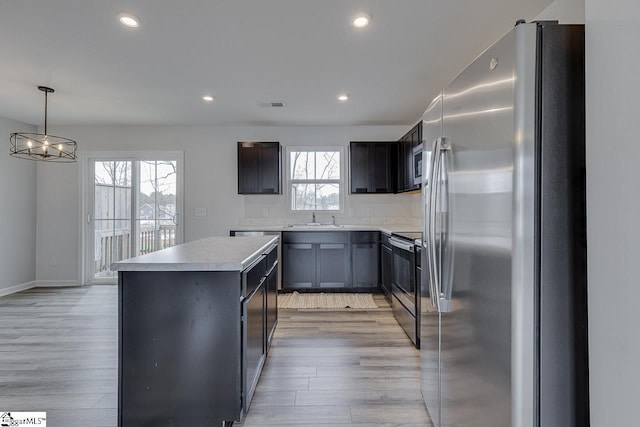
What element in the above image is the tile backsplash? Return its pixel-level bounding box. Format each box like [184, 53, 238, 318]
[238, 192, 422, 227]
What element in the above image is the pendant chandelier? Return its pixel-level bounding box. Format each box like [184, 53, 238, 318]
[10, 86, 77, 163]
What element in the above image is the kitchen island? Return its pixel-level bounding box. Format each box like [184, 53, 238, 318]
[111, 235, 279, 427]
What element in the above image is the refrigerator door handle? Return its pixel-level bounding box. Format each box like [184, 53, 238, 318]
[427, 137, 442, 311]
[429, 137, 453, 313]
[433, 137, 445, 312]
[425, 138, 437, 309]
[438, 139, 453, 313]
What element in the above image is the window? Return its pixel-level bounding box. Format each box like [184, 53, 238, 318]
[288, 148, 342, 211]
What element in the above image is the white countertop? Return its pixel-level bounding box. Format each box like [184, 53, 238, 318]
[111, 236, 279, 272]
[230, 224, 421, 235]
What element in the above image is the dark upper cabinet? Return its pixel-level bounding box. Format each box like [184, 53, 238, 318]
[238, 142, 281, 194]
[349, 142, 397, 194]
[397, 122, 422, 193]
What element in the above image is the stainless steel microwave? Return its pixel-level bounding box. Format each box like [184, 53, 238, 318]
[412, 143, 424, 186]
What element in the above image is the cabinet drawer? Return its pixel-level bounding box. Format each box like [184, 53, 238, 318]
[265, 245, 278, 272]
[243, 256, 267, 297]
[282, 231, 348, 244]
[351, 231, 380, 244]
[380, 232, 391, 247]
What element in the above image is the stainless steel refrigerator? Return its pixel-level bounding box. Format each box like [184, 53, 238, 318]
[420, 22, 589, 427]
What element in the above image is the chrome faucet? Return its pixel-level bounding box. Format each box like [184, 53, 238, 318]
[332, 215, 336, 225]
[312, 211, 316, 223]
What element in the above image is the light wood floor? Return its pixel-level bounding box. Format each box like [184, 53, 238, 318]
[0, 286, 432, 427]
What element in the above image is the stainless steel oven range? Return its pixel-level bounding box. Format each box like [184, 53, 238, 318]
[389, 231, 421, 348]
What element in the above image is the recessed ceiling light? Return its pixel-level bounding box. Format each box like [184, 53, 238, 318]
[202, 95, 215, 102]
[352, 13, 371, 28]
[338, 94, 350, 102]
[118, 13, 140, 28]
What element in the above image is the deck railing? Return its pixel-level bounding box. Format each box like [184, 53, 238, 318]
[95, 225, 176, 274]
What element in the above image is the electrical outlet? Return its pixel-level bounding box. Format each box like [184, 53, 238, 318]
[49, 256, 58, 266]
[195, 208, 207, 217]
[367, 207, 374, 217]
[262, 207, 269, 217]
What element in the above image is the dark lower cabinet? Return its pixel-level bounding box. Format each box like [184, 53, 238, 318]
[244, 245, 278, 412]
[242, 277, 265, 413]
[282, 231, 381, 290]
[351, 231, 380, 288]
[380, 235, 393, 301]
[265, 261, 278, 350]
[118, 242, 279, 427]
[283, 232, 350, 289]
[283, 243, 315, 288]
[318, 243, 350, 287]
[119, 271, 243, 426]
[415, 245, 422, 298]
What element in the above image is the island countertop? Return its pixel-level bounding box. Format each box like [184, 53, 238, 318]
[111, 235, 279, 272]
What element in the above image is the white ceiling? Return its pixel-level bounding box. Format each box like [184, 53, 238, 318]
[0, 0, 551, 127]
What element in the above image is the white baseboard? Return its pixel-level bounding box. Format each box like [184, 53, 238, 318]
[36, 280, 82, 288]
[0, 281, 37, 298]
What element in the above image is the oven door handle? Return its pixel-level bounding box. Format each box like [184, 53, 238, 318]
[389, 237, 415, 253]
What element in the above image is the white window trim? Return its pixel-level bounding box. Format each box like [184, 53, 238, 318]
[285, 146, 345, 213]
[78, 150, 184, 285]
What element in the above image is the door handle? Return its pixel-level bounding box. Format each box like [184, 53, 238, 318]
[389, 237, 415, 252]
[426, 138, 440, 310]
[437, 139, 453, 313]
[431, 138, 443, 312]
[428, 137, 453, 313]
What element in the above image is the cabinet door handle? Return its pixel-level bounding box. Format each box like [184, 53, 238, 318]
[288, 244, 312, 250]
[320, 244, 345, 250]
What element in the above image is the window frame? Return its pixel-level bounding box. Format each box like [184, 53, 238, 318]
[79, 150, 184, 285]
[285, 146, 345, 213]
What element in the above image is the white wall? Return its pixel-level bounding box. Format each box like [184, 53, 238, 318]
[35, 124, 420, 283]
[535, 0, 585, 23]
[35, 159, 81, 283]
[585, 0, 640, 425]
[0, 117, 37, 295]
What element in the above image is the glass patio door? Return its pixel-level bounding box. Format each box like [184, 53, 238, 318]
[89, 157, 181, 280]
[135, 160, 179, 256]
[92, 160, 133, 279]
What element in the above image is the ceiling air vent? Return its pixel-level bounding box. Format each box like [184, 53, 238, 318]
[258, 101, 286, 108]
